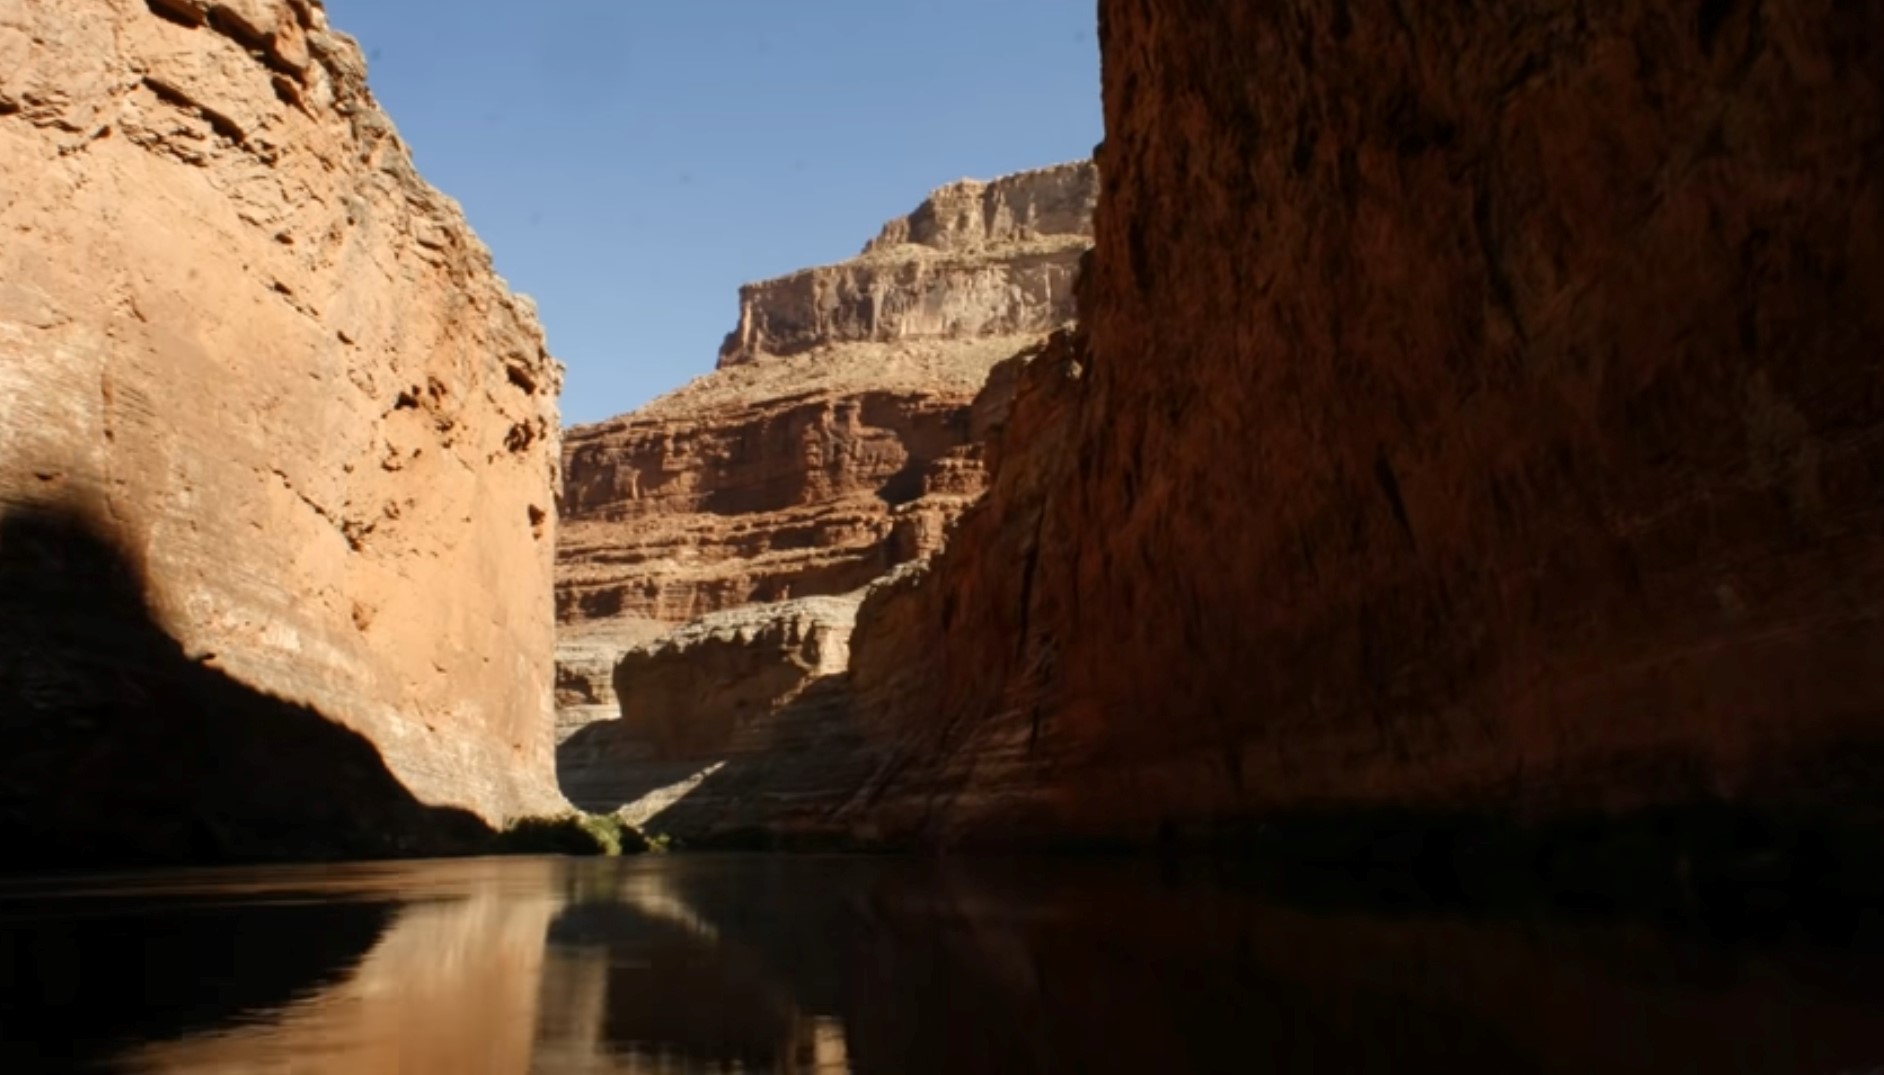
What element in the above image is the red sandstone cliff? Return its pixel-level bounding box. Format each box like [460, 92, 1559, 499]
[554, 164, 1094, 750]
[844, 0, 1884, 846]
[0, 0, 565, 862]
[557, 162, 1094, 639]
[551, 166, 1093, 813]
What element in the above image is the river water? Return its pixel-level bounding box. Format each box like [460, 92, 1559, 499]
[0, 854, 1878, 1073]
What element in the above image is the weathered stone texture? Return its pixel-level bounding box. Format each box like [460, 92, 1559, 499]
[719, 161, 1095, 367]
[846, 0, 1884, 845]
[612, 595, 858, 761]
[553, 170, 1093, 827]
[555, 167, 1090, 642]
[0, 0, 565, 859]
[558, 595, 875, 835]
[558, 353, 1027, 634]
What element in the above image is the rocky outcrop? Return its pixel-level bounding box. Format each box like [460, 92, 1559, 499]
[842, 0, 1884, 848]
[554, 632, 655, 746]
[610, 596, 858, 756]
[0, 0, 565, 863]
[552, 246, 1074, 829]
[556, 166, 1092, 638]
[718, 161, 1095, 366]
[558, 371, 993, 630]
[558, 594, 874, 836]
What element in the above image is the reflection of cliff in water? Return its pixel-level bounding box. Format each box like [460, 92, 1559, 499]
[118, 858, 856, 1075]
[124, 858, 567, 1074]
[0, 876, 398, 1072]
[633, 858, 1884, 1075]
[535, 867, 854, 1073]
[22, 856, 1883, 1075]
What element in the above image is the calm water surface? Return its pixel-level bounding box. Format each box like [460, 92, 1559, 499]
[0, 854, 1879, 1073]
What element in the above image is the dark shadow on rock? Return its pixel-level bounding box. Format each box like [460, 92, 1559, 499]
[556, 720, 707, 814]
[0, 499, 491, 871]
[553, 673, 881, 848]
[629, 677, 884, 850]
[873, 456, 928, 507]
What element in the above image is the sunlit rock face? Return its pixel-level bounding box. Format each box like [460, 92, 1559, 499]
[553, 166, 1091, 763]
[718, 161, 1096, 367]
[555, 164, 1092, 641]
[0, 0, 566, 860]
[842, 0, 1884, 845]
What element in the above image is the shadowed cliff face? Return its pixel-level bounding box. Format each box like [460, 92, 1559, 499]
[847, 0, 1884, 845]
[0, 501, 490, 869]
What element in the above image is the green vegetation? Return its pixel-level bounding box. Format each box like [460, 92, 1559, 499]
[491, 811, 651, 857]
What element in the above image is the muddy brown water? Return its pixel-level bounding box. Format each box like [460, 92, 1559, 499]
[0, 854, 1879, 1073]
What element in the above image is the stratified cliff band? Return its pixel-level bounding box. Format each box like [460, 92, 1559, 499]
[549, 163, 1097, 824]
[559, 162, 1095, 632]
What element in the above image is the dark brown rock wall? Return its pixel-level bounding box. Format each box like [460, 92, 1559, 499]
[850, 0, 1884, 844]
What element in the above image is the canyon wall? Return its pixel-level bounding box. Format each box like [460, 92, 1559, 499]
[719, 161, 1095, 366]
[843, 0, 1884, 847]
[554, 166, 1092, 816]
[556, 164, 1093, 639]
[0, 0, 565, 863]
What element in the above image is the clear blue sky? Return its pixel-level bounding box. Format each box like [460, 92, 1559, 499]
[324, 1, 1103, 425]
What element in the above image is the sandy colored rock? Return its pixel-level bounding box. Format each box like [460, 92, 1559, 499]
[719, 162, 1095, 366]
[844, 0, 1884, 846]
[0, 0, 565, 862]
[555, 164, 1093, 641]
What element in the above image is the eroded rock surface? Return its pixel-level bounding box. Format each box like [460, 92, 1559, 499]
[556, 163, 1094, 638]
[0, 0, 565, 862]
[719, 161, 1095, 366]
[558, 594, 871, 834]
[845, 0, 1884, 847]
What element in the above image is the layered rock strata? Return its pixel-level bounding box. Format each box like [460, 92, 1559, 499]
[554, 262, 1069, 827]
[719, 161, 1096, 366]
[556, 163, 1095, 638]
[0, 0, 565, 863]
[842, 0, 1884, 847]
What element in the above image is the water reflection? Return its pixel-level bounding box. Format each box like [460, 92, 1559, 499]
[129, 859, 564, 1074]
[0, 855, 1880, 1073]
